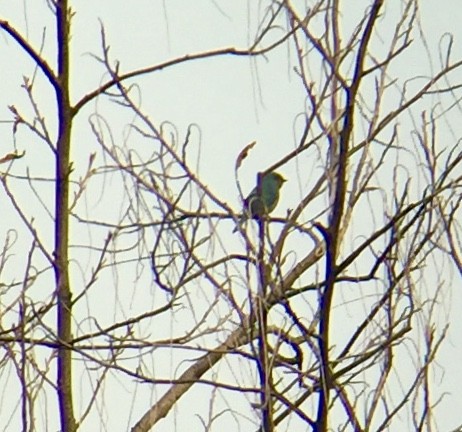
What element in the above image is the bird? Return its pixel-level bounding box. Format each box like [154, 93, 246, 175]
[233, 172, 286, 232]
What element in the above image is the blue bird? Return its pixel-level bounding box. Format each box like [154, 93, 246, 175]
[233, 172, 286, 232]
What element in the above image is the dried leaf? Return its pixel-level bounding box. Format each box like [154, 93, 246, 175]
[235, 141, 256, 170]
[0, 151, 25, 164]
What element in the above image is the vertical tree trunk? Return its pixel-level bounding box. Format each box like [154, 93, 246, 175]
[55, 1, 76, 431]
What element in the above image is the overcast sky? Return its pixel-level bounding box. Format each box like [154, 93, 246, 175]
[1, 1, 462, 431]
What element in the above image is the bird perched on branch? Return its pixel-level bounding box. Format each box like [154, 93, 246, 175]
[233, 172, 286, 232]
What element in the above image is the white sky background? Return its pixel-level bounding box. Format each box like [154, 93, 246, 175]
[1, 1, 462, 431]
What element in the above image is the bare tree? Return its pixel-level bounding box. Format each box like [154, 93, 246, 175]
[0, 1, 461, 431]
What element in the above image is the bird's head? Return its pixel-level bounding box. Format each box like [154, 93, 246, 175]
[267, 172, 286, 188]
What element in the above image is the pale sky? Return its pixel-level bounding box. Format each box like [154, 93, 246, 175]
[1, 1, 461, 431]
